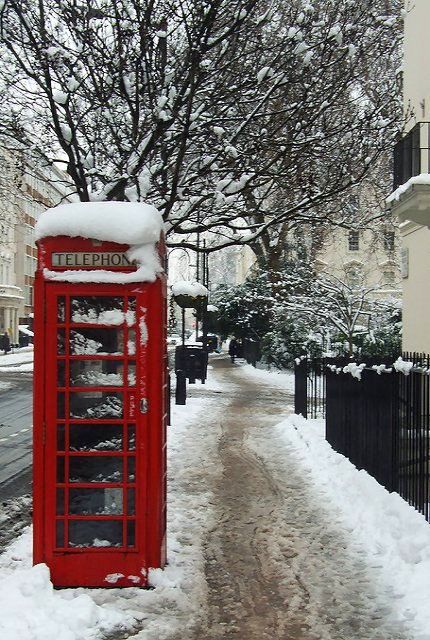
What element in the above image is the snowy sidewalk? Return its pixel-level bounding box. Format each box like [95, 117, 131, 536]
[0, 346, 34, 373]
[192, 359, 415, 640]
[0, 356, 429, 639]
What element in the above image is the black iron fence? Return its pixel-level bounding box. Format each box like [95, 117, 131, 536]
[393, 122, 430, 189]
[398, 353, 430, 522]
[294, 357, 347, 419]
[295, 354, 430, 523]
[325, 362, 399, 493]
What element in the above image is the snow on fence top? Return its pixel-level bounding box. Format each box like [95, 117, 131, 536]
[35, 201, 164, 244]
[393, 357, 414, 375]
[171, 281, 209, 297]
[327, 357, 414, 379]
[35, 202, 165, 284]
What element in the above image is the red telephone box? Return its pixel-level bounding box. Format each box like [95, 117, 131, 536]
[33, 218, 167, 587]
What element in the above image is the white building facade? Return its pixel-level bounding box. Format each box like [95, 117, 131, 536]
[0, 147, 73, 342]
[388, 0, 430, 352]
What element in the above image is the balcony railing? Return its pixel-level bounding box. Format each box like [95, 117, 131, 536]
[393, 122, 430, 189]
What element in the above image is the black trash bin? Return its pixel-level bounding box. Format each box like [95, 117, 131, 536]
[175, 344, 208, 383]
[19, 333, 30, 347]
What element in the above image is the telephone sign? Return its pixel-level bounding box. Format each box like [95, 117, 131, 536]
[51, 252, 133, 268]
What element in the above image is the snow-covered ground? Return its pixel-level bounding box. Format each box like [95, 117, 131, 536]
[0, 363, 33, 373]
[0, 377, 221, 640]
[0, 346, 34, 373]
[247, 413, 430, 639]
[1, 363, 430, 639]
[239, 361, 295, 393]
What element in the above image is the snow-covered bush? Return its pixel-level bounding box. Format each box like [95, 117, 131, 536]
[359, 303, 402, 359]
[211, 273, 275, 340]
[212, 265, 402, 368]
[261, 319, 322, 369]
[212, 267, 322, 367]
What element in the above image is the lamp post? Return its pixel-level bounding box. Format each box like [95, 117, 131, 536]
[171, 281, 209, 346]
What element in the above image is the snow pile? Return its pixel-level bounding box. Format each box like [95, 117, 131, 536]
[19, 326, 33, 337]
[71, 308, 135, 326]
[35, 202, 163, 245]
[342, 361, 366, 380]
[36, 202, 165, 284]
[386, 173, 430, 203]
[393, 357, 414, 375]
[327, 364, 343, 374]
[254, 413, 430, 638]
[371, 364, 393, 375]
[171, 281, 208, 297]
[239, 362, 295, 394]
[0, 560, 128, 640]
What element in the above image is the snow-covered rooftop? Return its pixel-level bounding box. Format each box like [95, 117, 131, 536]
[35, 201, 164, 245]
[36, 202, 165, 284]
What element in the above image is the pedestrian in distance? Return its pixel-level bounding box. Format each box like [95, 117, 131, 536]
[1, 331, 11, 355]
[228, 337, 239, 363]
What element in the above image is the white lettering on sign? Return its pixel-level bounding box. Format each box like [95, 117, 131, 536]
[52, 252, 133, 268]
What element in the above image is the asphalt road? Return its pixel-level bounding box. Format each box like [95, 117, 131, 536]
[0, 372, 33, 501]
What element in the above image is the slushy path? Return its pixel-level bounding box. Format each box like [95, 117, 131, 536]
[192, 357, 411, 639]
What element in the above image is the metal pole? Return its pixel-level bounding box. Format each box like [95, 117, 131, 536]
[195, 214, 200, 341]
[181, 308, 185, 345]
[175, 370, 186, 405]
[202, 239, 207, 288]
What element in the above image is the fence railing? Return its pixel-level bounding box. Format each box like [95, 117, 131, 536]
[325, 363, 399, 493]
[294, 356, 349, 418]
[398, 353, 430, 522]
[295, 354, 430, 523]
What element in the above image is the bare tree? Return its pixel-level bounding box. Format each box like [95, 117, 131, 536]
[284, 270, 394, 356]
[0, 142, 24, 247]
[0, 0, 402, 254]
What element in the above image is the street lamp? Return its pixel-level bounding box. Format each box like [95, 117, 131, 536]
[171, 281, 209, 345]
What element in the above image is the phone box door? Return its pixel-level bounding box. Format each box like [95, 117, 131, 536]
[33, 282, 165, 587]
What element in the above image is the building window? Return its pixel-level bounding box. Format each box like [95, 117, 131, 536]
[348, 230, 359, 251]
[346, 266, 361, 288]
[24, 285, 33, 306]
[401, 247, 409, 279]
[25, 255, 37, 277]
[24, 223, 35, 247]
[383, 231, 395, 252]
[383, 270, 395, 285]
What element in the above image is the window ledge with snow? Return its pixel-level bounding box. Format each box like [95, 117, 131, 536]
[387, 175, 430, 227]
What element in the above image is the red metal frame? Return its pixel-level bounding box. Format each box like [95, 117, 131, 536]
[33, 237, 167, 587]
